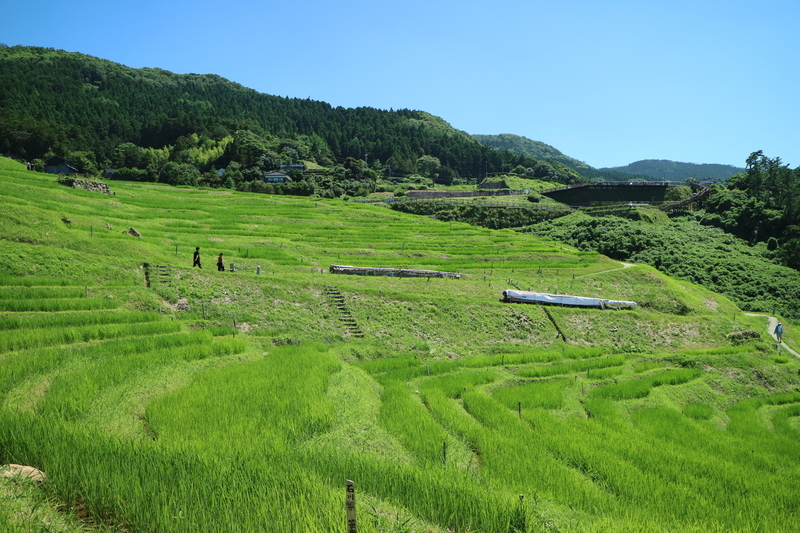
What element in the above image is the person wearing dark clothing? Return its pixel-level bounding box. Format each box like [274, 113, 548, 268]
[193, 247, 202, 268]
[217, 253, 225, 271]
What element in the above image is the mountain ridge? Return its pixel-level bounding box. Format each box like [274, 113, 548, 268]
[473, 133, 746, 182]
[602, 159, 745, 181]
[472, 133, 591, 170]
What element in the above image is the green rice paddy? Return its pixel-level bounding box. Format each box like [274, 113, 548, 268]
[1, 156, 799, 532]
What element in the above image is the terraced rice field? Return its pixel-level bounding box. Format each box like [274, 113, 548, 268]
[1, 157, 799, 532]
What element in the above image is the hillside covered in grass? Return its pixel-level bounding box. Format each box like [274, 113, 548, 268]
[1, 157, 800, 533]
[520, 210, 800, 320]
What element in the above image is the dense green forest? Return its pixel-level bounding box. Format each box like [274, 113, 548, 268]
[0, 46, 586, 192]
[602, 159, 744, 182]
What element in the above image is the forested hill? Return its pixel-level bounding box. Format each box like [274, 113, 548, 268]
[473, 133, 650, 182]
[473, 134, 590, 170]
[0, 45, 574, 182]
[603, 159, 745, 182]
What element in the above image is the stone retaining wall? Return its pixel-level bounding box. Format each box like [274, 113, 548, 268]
[58, 178, 112, 194]
[406, 189, 525, 199]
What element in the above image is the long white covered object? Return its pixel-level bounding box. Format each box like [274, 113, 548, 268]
[502, 289, 637, 309]
[329, 265, 461, 279]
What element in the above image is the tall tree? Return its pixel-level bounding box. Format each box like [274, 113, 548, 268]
[416, 155, 441, 180]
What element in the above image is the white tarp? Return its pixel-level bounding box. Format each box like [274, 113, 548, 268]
[502, 289, 637, 309]
[329, 265, 461, 279]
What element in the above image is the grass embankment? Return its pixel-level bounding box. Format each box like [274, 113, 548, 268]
[522, 210, 800, 320]
[1, 156, 799, 532]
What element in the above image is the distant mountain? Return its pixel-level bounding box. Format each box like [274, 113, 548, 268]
[473, 134, 650, 182]
[602, 160, 744, 182]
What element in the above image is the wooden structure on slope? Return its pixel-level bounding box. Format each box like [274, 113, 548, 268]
[541, 181, 670, 206]
[659, 185, 711, 212]
[44, 155, 79, 175]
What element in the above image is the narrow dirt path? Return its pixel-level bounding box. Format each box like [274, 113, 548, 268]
[574, 261, 636, 279]
[744, 313, 799, 358]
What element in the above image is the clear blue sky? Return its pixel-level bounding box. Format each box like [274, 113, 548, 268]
[4, 0, 799, 169]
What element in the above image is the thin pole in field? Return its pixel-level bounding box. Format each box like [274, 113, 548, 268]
[85, 286, 89, 298]
[518, 401, 522, 418]
[345, 480, 357, 533]
[517, 494, 526, 531]
[442, 441, 447, 464]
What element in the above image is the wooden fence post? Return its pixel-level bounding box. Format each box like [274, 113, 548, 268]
[345, 480, 357, 533]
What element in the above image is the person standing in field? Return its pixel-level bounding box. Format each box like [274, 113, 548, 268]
[775, 322, 784, 343]
[217, 253, 225, 272]
[193, 247, 202, 268]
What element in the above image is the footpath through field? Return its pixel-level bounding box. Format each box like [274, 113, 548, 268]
[573, 260, 636, 279]
[745, 313, 800, 358]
